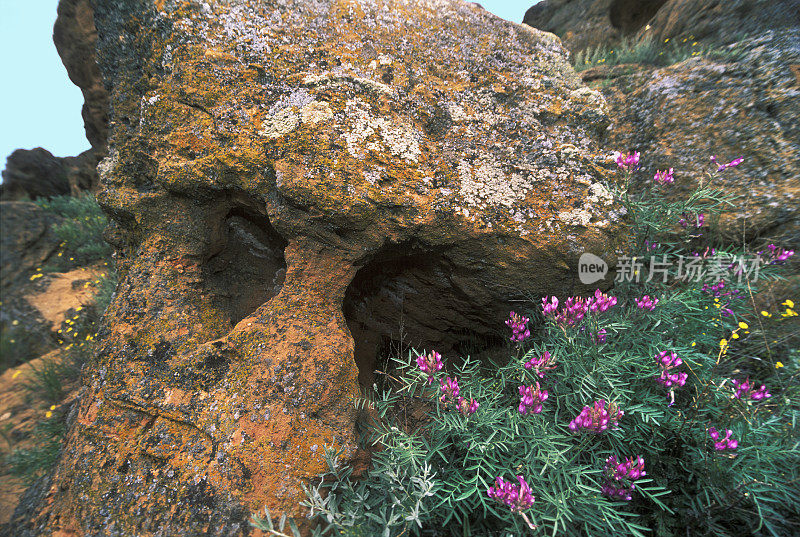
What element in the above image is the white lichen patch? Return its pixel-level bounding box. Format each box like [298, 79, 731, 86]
[343, 98, 421, 163]
[587, 183, 613, 206]
[97, 151, 119, 182]
[558, 208, 593, 227]
[558, 183, 617, 228]
[301, 101, 334, 124]
[259, 108, 299, 138]
[302, 72, 395, 97]
[457, 156, 541, 209]
[443, 102, 471, 122]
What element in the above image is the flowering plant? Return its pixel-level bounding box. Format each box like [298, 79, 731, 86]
[256, 153, 800, 537]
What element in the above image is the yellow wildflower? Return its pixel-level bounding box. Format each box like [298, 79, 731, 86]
[50, 405, 56, 410]
[761, 311, 771, 317]
[738, 322, 749, 330]
[731, 333, 739, 339]
[45, 411, 52, 419]
[776, 362, 784, 368]
[12, 370, 21, 379]
[784, 299, 794, 308]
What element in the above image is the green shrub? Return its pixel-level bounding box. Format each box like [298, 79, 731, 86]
[254, 154, 799, 536]
[4, 413, 67, 483]
[572, 34, 751, 73]
[35, 193, 112, 271]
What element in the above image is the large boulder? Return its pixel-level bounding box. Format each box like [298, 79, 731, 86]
[15, 0, 626, 534]
[0, 149, 70, 201]
[0, 148, 101, 201]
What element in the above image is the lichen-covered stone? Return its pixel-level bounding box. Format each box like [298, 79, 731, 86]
[598, 29, 800, 247]
[524, 0, 800, 56]
[15, 1, 627, 534]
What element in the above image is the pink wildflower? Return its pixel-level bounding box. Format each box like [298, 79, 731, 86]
[568, 399, 623, 433]
[416, 350, 443, 384]
[518, 383, 549, 415]
[708, 427, 738, 451]
[653, 168, 674, 184]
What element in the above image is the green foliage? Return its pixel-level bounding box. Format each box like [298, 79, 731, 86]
[5, 413, 67, 483]
[254, 157, 799, 536]
[572, 34, 751, 73]
[35, 193, 112, 271]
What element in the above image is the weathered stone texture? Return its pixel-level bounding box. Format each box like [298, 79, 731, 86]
[524, 0, 800, 55]
[598, 29, 800, 247]
[14, 0, 627, 534]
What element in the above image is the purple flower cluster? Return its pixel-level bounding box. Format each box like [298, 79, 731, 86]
[701, 280, 743, 317]
[440, 376, 460, 403]
[601, 455, 646, 501]
[568, 399, 623, 433]
[758, 244, 795, 265]
[732, 377, 771, 401]
[594, 328, 607, 344]
[613, 151, 640, 171]
[506, 311, 531, 342]
[679, 212, 705, 229]
[708, 427, 738, 451]
[518, 382, 549, 415]
[457, 397, 479, 416]
[541, 290, 618, 326]
[487, 475, 535, 512]
[653, 168, 674, 184]
[655, 351, 688, 389]
[416, 350, 443, 384]
[635, 295, 659, 311]
[644, 239, 660, 251]
[523, 350, 556, 378]
[702, 280, 743, 300]
[710, 155, 744, 172]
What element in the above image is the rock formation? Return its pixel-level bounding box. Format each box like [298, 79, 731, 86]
[524, 0, 800, 55]
[11, 0, 627, 534]
[0, 148, 99, 201]
[0, 0, 108, 201]
[599, 29, 800, 246]
[524, 0, 800, 250]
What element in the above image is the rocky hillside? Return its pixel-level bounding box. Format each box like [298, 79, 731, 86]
[525, 0, 800, 251]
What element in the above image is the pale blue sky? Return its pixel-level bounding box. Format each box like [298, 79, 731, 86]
[0, 0, 540, 168]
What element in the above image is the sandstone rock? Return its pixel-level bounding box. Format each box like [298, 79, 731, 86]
[0, 149, 70, 201]
[17, 0, 626, 534]
[53, 0, 108, 152]
[524, 0, 800, 56]
[598, 29, 800, 248]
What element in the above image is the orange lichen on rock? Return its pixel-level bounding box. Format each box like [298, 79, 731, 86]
[17, 0, 628, 535]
